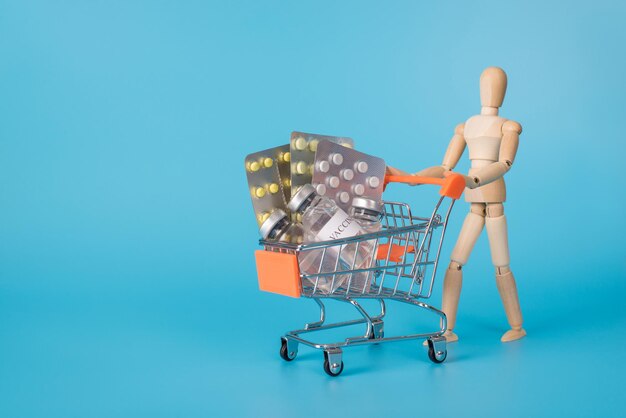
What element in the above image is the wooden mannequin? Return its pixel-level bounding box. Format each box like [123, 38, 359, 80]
[388, 67, 526, 343]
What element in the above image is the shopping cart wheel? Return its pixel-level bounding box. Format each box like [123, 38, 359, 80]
[279, 337, 297, 362]
[323, 350, 344, 377]
[427, 338, 447, 364]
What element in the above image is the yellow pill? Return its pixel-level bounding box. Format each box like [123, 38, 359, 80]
[283, 152, 291, 162]
[283, 178, 291, 187]
[294, 137, 308, 150]
[268, 183, 279, 194]
[248, 161, 260, 172]
[263, 157, 273, 168]
[254, 187, 266, 198]
[309, 139, 319, 152]
[296, 161, 307, 175]
[341, 142, 353, 149]
[295, 213, 303, 222]
[258, 212, 270, 223]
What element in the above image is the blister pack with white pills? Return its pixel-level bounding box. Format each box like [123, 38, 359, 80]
[312, 140, 386, 213]
[244, 145, 291, 237]
[289, 131, 354, 196]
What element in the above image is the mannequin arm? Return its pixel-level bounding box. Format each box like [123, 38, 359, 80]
[385, 166, 411, 176]
[415, 123, 466, 178]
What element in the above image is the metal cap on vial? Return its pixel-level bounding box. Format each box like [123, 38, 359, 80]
[351, 197, 382, 214]
[259, 209, 288, 239]
[287, 184, 316, 213]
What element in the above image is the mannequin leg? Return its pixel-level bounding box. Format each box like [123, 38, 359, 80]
[485, 203, 526, 342]
[440, 203, 485, 343]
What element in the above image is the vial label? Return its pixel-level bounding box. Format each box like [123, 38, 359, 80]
[316, 210, 362, 241]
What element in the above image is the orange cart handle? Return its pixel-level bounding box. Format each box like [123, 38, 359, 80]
[384, 174, 466, 200]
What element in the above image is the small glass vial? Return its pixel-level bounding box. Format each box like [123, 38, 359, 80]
[288, 185, 373, 294]
[350, 197, 383, 233]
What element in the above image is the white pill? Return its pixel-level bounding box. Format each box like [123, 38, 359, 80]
[340, 169, 354, 181]
[352, 184, 365, 195]
[329, 153, 343, 165]
[327, 176, 340, 188]
[355, 161, 368, 173]
[317, 160, 330, 173]
[315, 183, 327, 195]
[367, 176, 380, 188]
[337, 191, 350, 204]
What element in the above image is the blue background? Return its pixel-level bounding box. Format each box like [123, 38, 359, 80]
[1, 1, 625, 417]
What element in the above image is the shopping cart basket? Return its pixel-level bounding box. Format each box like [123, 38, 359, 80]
[255, 174, 466, 376]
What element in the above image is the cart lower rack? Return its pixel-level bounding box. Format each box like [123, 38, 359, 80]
[255, 174, 466, 376]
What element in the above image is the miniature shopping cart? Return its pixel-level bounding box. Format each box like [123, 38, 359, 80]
[255, 174, 466, 376]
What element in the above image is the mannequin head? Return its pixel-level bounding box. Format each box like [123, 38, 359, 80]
[480, 67, 507, 108]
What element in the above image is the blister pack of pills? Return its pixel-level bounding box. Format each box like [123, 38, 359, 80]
[311, 140, 386, 213]
[244, 145, 291, 232]
[289, 131, 354, 195]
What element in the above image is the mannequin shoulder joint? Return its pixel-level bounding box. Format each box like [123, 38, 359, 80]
[502, 120, 522, 134]
[454, 123, 465, 135]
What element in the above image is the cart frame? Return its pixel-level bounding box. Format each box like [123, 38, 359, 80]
[256, 174, 466, 376]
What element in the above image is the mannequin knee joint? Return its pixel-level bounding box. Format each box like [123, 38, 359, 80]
[486, 203, 504, 217]
[495, 265, 511, 275]
[470, 203, 486, 216]
[449, 261, 463, 271]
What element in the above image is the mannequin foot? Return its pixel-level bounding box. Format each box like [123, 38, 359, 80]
[423, 330, 458, 346]
[501, 328, 526, 342]
[444, 330, 459, 343]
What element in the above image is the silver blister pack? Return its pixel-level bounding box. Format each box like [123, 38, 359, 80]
[244, 145, 291, 230]
[290, 131, 354, 196]
[312, 141, 386, 213]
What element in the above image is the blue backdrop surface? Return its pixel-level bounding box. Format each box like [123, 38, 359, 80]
[1, 1, 625, 417]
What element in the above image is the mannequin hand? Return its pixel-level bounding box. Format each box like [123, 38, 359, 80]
[386, 166, 410, 176]
[443, 171, 479, 188]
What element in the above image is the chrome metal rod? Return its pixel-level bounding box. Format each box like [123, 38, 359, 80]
[304, 298, 326, 330]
